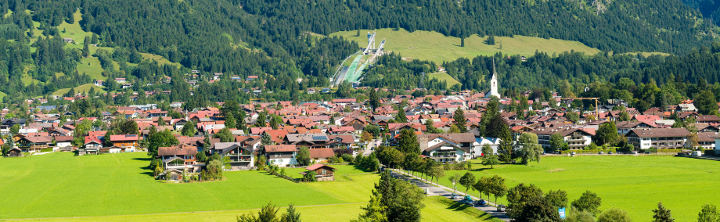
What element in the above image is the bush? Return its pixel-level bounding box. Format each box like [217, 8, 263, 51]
[202, 159, 223, 181]
[328, 156, 342, 163]
[303, 170, 317, 182]
[341, 154, 354, 163]
[354, 154, 380, 172]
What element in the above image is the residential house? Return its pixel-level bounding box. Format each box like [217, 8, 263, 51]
[16, 136, 53, 152]
[212, 142, 254, 170]
[284, 134, 329, 148]
[475, 137, 500, 157]
[627, 128, 690, 150]
[109, 134, 140, 152]
[83, 136, 103, 155]
[418, 133, 476, 163]
[157, 144, 200, 172]
[696, 132, 718, 150]
[265, 145, 298, 167]
[535, 127, 595, 150]
[54, 136, 73, 151]
[309, 148, 335, 163]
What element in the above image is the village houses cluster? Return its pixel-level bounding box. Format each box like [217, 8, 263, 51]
[3, 89, 720, 175]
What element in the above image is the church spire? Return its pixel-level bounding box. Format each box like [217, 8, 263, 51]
[488, 58, 501, 98]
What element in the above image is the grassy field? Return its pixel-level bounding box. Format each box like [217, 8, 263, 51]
[427, 72, 462, 88]
[52, 83, 106, 96]
[434, 155, 720, 221]
[0, 153, 496, 221]
[58, 10, 89, 49]
[331, 28, 601, 64]
[140, 53, 182, 68]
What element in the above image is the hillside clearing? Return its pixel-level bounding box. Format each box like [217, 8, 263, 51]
[331, 28, 601, 64]
[52, 83, 106, 96]
[428, 72, 462, 88]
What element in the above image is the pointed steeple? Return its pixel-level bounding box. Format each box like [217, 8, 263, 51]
[488, 58, 500, 98]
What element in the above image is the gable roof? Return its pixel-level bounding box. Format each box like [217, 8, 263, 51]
[158, 145, 198, 156]
[306, 164, 334, 171]
[309, 148, 335, 159]
[629, 128, 690, 138]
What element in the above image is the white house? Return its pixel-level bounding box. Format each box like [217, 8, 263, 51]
[265, 145, 298, 167]
[474, 137, 500, 158]
[419, 133, 476, 163]
[627, 128, 690, 150]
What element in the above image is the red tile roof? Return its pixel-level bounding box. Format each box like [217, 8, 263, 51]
[309, 148, 335, 159]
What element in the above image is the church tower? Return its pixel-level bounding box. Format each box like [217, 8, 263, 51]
[488, 58, 501, 98]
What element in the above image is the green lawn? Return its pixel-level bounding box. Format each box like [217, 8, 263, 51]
[0, 153, 495, 221]
[435, 155, 720, 221]
[331, 28, 601, 64]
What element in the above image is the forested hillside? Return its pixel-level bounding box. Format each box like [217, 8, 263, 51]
[0, 0, 358, 104]
[241, 0, 715, 54]
[363, 44, 720, 111]
[683, 0, 720, 25]
[0, 0, 718, 106]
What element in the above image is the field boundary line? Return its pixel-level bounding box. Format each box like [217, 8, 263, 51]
[2, 202, 366, 221]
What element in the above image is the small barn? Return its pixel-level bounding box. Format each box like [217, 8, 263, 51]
[6, 147, 21, 157]
[304, 164, 335, 181]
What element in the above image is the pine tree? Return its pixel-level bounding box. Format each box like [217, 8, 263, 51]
[453, 108, 467, 133]
[653, 202, 674, 222]
[82, 36, 90, 57]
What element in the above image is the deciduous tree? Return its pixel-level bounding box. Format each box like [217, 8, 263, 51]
[572, 190, 602, 215]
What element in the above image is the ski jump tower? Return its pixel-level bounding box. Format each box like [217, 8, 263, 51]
[363, 32, 376, 55]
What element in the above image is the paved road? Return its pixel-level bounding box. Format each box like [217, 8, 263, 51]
[389, 169, 511, 221]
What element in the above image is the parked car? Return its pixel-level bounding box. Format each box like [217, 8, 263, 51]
[497, 204, 506, 212]
[461, 195, 473, 205]
[474, 199, 486, 207]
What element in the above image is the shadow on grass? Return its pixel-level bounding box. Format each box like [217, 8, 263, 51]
[446, 200, 470, 211]
[470, 167, 495, 172]
[132, 157, 152, 161]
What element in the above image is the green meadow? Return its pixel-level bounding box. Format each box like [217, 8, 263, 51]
[330, 28, 601, 64]
[435, 155, 720, 221]
[0, 152, 496, 221]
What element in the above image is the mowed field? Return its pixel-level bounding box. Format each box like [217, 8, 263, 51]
[331, 28, 601, 64]
[435, 155, 720, 221]
[0, 152, 497, 221]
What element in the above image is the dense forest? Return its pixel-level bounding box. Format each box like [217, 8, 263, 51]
[683, 0, 720, 25]
[241, 0, 715, 53]
[362, 44, 720, 112]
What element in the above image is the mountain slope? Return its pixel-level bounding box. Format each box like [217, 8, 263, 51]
[241, 0, 716, 54]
